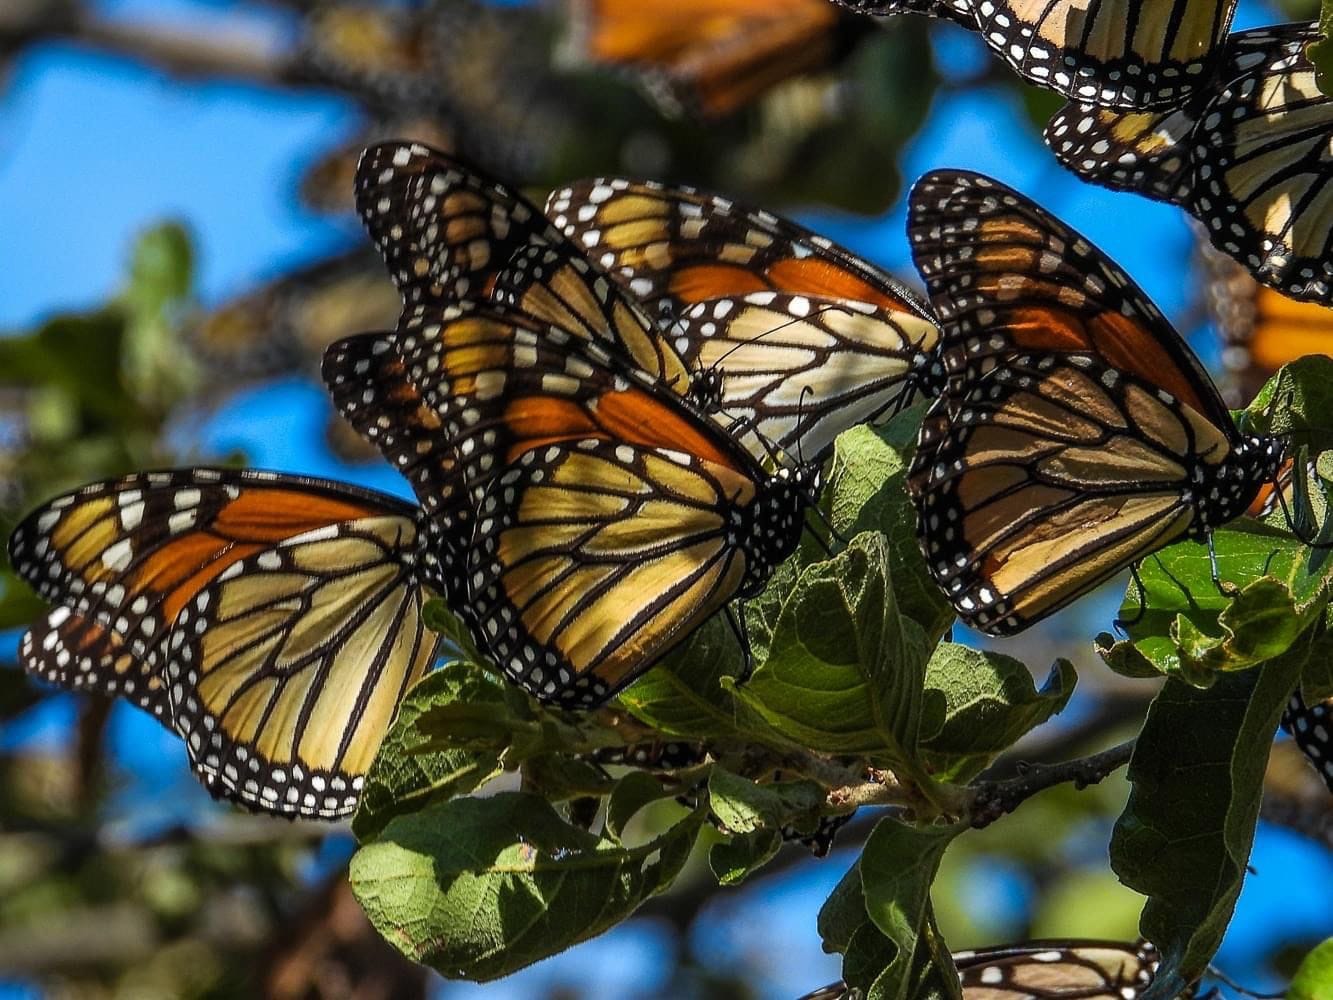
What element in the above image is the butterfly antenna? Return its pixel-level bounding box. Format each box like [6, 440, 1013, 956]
[724, 604, 754, 684]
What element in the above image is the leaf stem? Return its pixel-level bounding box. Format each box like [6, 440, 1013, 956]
[966, 737, 1137, 829]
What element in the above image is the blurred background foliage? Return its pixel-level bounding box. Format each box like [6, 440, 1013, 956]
[0, 1, 1330, 998]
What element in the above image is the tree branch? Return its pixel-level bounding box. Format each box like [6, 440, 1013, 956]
[966, 738, 1136, 829]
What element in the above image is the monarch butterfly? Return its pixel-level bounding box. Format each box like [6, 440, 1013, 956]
[329, 297, 818, 706]
[543, 173, 942, 461]
[1044, 23, 1333, 307]
[360, 142, 942, 467]
[833, 0, 1236, 109]
[561, 0, 869, 118]
[192, 249, 400, 381]
[1198, 235, 1333, 407]
[799, 938, 1193, 999]
[7, 469, 443, 818]
[1282, 690, 1333, 794]
[906, 170, 1286, 635]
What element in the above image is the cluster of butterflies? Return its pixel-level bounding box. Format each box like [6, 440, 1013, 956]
[7, 136, 1330, 820]
[572, 3, 1332, 310]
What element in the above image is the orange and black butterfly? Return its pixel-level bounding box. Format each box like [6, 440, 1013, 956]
[800, 938, 1191, 999]
[1045, 23, 1333, 307]
[8, 469, 444, 818]
[543, 173, 942, 461]
[562, 0, 870, 118]
[835, 0, 1236, 109]
[326, 298, 819, 706]
[905, 170, 1286, 635]
[358, 142, 941, 467]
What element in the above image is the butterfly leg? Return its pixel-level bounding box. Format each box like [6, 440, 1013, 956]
[1207, 533, 1239, 597]
[725, 604, 754, 684]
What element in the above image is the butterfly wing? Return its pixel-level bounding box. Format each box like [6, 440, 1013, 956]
[979, 0, 1234, 108]
[355, 141, 562, 306]
[1191, 23, 1333, 306]
[8, 470, 440, 818]
[1043, 103, 1199, 203]
[663, 291, 940, 463]
[1282, 689, 1333, 793]
[909, 353, 1237, 634]
[392, 303, 801, 705]
[544, 178, 933, 322]
[953, 939, 1172, 999]
[1045, 24, 1333, 307]
[565, 0, 858, 117]
[907, 169, 1234, 428]
[20, 607, 171, 723]
[321, 330, 470, 604]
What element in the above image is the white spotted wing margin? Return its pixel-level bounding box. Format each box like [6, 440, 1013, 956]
[8, 468, 445, 820]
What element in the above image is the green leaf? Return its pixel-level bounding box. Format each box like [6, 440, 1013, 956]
[1247, 357, 1333, 455]
[732, 533, 931, 763]
[520, 754, 617, 803]
[1096, 518, 1333, 685]
[919, 645, 1076, 782]
[351, 663, 506, 843]
[860, 819, 962, 1000]
[708, 829, 782, 886]
[605, 770, 678, 842]
[1288, 937, 1333, 1000]
[349, 792, 705, 981]
[421, 599, 490, 668]
[1110, 631, 1309, 998]
[615, 614, 759, 742]
[705, 768, 824, 834]
[822, 423, 954, 644]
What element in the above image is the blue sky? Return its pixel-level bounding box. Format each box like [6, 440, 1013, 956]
[1, 1, 1328, 997]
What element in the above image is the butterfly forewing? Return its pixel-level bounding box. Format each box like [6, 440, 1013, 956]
[8, 469, 441, 818]
[355, 141, 562, 306]
[545, 177, 933, 321]
[907, 169, 1233, 425]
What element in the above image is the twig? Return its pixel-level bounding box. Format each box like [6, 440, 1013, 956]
[967, 738, 1136, 829]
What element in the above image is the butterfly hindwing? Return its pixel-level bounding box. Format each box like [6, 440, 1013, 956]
[663, 290, 940, 463]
